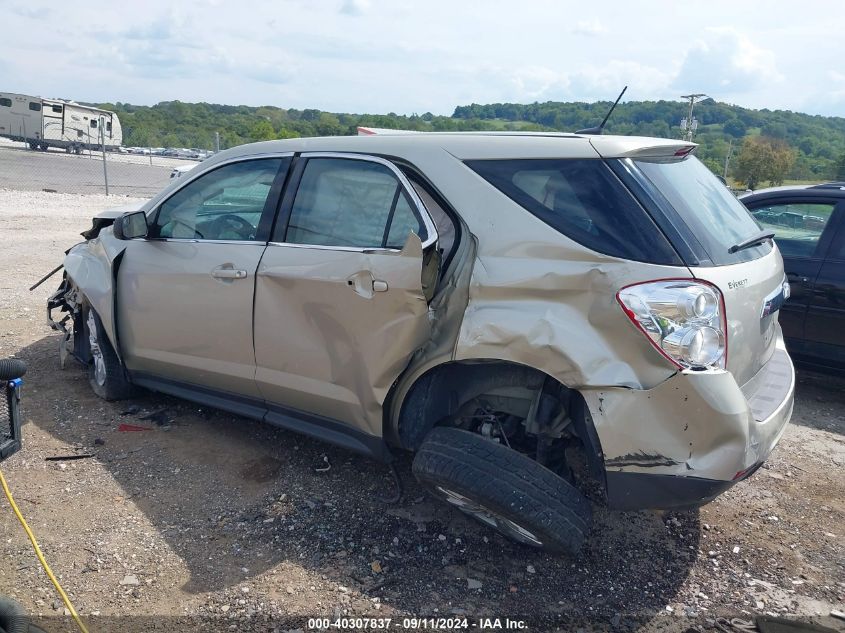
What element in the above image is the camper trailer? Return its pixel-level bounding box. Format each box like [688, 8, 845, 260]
[0, 92, 123, 153]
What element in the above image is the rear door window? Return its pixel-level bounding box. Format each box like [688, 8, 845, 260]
[281, 157, 428, 249]
[466, 159, 681, 265]
[749, 201, 836, 258]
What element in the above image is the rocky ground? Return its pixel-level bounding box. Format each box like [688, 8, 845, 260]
[0, 189, 843, 633]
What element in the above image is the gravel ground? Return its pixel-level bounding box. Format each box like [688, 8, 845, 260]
[0, 189, 843, 633]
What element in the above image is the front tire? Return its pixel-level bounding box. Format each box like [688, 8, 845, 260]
[85, 308, 135, 400]
[412, 426, 592, 554]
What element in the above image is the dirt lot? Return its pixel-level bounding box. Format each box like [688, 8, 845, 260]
[0, 189, 843, 633]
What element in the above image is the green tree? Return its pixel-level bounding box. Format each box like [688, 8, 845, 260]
[249, 120, 275, 142]
[733, 136, 796, 189]
[723, 118, 746, 138]
[161, 133, 181, 148]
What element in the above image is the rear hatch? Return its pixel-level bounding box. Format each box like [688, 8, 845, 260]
[594, 139, 785, 386]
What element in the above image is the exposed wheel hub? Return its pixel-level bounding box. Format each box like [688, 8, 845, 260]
[87, 311, 106, 387]
[436, 486, 543, 547]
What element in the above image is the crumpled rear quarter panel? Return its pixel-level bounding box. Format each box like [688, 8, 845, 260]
[397, 146, 689, 392]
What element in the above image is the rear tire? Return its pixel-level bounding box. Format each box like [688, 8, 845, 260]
[412, 426, 592, 554]
[84, 308, 136, 401]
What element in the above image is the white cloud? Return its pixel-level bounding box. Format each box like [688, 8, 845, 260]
[473, 60, 670, 105]
[2, 0, 843, 117]
[674, 27, 783, 95]
[566, 61, 671, 101]
[339, 0, 370, 16]
[571, 19, 606, 37]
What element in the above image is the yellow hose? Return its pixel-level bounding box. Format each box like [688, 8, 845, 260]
[0, 468, 90, 633]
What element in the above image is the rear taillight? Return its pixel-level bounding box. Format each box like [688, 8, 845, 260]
[617, 280, 727, 370]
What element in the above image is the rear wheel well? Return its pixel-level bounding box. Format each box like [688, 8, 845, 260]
[395, 360, 606, 490]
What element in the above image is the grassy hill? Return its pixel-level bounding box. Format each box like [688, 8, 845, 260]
[97, 98, 845, 183]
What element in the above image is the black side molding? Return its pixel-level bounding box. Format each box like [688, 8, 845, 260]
[129, 372, 392, 462]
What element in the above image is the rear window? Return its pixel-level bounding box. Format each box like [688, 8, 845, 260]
[633, 156, 771, 266]
[466, 159, 680, 265]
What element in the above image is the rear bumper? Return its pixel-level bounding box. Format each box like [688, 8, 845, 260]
[605, 467, 755, 511]
[583, 337, 795, 511]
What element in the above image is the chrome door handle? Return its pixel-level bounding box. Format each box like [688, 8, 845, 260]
[211, 268, 247, 279]
[346, 271, 387, 298]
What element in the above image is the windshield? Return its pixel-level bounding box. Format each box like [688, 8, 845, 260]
[634, 156, 771, 265]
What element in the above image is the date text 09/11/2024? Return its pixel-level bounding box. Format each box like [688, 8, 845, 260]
[307, 617, 528, 630]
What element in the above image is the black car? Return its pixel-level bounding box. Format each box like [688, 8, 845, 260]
[741, 183, 845, 372]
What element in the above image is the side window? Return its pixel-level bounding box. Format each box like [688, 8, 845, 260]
[750, 202, 835, 258]
[51, 105, 63, 114]
[0, 98, 12, 107]
[90, 119, 98, 129]
[154, 158, 284, 241]
[282, 158, 426, 248]
[106, 121, 112, 132]
[385, 193, 425, 249]
[28, 102, 41, 112]
[467, 159, 680, 265]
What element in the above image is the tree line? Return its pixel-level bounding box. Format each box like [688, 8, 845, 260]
[97, 98, 845, 186]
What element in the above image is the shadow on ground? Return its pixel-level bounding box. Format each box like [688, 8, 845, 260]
[791, 366, 845, 436]
[13, 334, 701, 625]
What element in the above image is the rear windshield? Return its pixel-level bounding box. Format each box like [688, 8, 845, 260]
[633, 156, 771, 265]
[466, 159, 681, 265]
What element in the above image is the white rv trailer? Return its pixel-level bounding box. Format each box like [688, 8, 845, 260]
[0, 92, 123, 153]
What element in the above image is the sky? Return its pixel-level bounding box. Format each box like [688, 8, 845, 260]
[3, 0, 844, 118]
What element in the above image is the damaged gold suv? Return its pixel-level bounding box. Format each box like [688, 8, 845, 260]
[47, 133, 794, 554]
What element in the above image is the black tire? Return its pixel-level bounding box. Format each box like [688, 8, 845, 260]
[84, 308, 136, 400]
[413, 426, 592, 554]
[0, 359, 26, 381]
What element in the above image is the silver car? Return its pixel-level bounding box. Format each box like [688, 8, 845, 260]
[47, 132, 794, 553]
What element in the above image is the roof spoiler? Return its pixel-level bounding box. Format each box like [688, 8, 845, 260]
[588, 137, 698, 160]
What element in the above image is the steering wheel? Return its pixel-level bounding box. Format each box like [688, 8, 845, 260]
[210, 214, 255, 240]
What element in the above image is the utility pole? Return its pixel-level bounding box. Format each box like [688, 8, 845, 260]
[680, 93, 707, 141]
[99, 116, 109, 196]
[723, 138, 734, 181]
[215, 131, 220, 153]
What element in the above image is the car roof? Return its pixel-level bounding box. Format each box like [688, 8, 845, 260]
[740, 182, 845, 202]
[206, 132, 697, 163]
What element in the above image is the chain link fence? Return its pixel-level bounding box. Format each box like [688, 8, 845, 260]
[0, 138, 199, 198]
